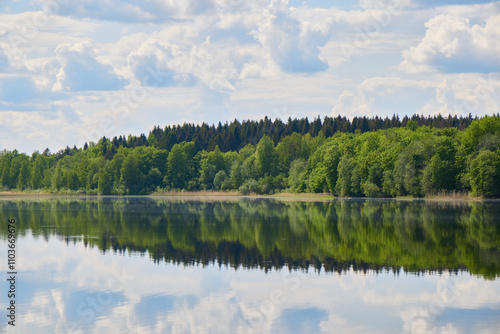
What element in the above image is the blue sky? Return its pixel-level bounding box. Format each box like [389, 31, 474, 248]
[0, 0, 500, 153]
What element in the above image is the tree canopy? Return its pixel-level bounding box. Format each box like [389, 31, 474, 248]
[1, 114, 499, 198]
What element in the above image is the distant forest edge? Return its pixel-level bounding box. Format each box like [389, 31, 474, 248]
[2, 114, 500, 198]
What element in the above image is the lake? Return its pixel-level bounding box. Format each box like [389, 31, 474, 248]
[1, 197, 500, 333]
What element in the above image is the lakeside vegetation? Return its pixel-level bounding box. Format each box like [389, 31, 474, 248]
[1, 114, 499, 198]
[1, 198, 499, 278]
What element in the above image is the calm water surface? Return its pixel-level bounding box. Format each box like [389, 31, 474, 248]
[1, 197, 500, 333]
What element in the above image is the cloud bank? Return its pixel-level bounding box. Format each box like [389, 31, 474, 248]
[0, 0, 499, 153]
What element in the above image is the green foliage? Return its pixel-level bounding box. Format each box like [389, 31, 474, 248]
[53, 164, 63, 190]
[336, 156, 355, 197]
[367, 163, 383, 188]
[238, 179, 260, 194]
[287, 158, 307, 192]
[350, 166, 362, 196]
[147, 167, 163, 190]
[469, 150, 500, 197]
[323, 148, 341, 193]
[213, 170, 228, 190]
[63, 170, 80, 191]
[98, 168, 113, 195]
[229, 161, 244, 189]
[0, 115, 498, 198]
[258, 176, 274, 194]
[460, 116, 500, 155]
[382, 170, 396, 197]
[256, 135, 277, 177]
[167, 144, 188, 189]
[363, 181, 381, 197]
[17, 158, 29, 190]
[406, 120, 418, 131]
[199, 145, 225, 189]
[307, 167, 328, 193]
[393, 142, 426, 197]
[276, 133, 305, 172]
[121, 152, 145, 194]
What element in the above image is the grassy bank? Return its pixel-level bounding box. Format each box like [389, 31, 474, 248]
[1, 189, 496, 202]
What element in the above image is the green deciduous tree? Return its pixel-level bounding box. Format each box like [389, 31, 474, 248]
[324, 149, 342, 194]
[147, 167, 163, 190]
[469, 150, 500, 197]
[287, 158, 307, 192]
[167, 144, 188, 189]
[276, 133, 305, 173]
[256, 135, 277, 177]
[199, 145, 225, 189]
[238, 179, 260, 195]
[30, 155, 45, 189]
[213, 170, 228, 190]
[121, 152, 145, 194]
[98, 168, 113, 195]
[53, 164, 63, 190]
[336, 156, 354, 197]
[393, 142, 426, 197]
[17, 158, 29, 190]
[363, 181, 381, 197]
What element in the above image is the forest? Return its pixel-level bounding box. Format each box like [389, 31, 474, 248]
[1, 114, 499, 198]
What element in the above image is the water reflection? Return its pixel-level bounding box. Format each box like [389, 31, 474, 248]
[0, 198, 499, 333]
[1, 198, 499, 278]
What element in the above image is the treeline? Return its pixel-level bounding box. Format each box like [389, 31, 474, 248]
[1, 114, 499, 197]
[90, 113, 476, 153]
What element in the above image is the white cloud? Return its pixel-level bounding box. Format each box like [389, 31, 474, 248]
[126, 22, 266, 91]
[431, 2, 500, 20]
[0, 11, 99, 59]
[358, 0, 414, 11]
[126, 36, 241, 91]
[0, 107, 81, 154]
[331, 89, 370, 116]
[0, 40, 27, 71]
[53, 41, 127, 91]
[0, 44, 10, 71]
[252, 1, 331, 72]
[418, 73, 500, 116]
[0, 40, 60, 106]
[330, 73, 500, 119]
[185, 36, 241, 91]
[400, 14, 500, 73]
[41, 0, 169, 22]
[39, 0, 219, 23]
[127, 39, 187, 87]
[292, 4, 415, 68]
[1, 1, 500, 153]
[331, 76, 436, 117]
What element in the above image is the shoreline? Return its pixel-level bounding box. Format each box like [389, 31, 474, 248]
[0, 190, 497, 202]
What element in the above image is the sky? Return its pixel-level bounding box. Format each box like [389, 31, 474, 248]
[0, 0, 500, 154]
